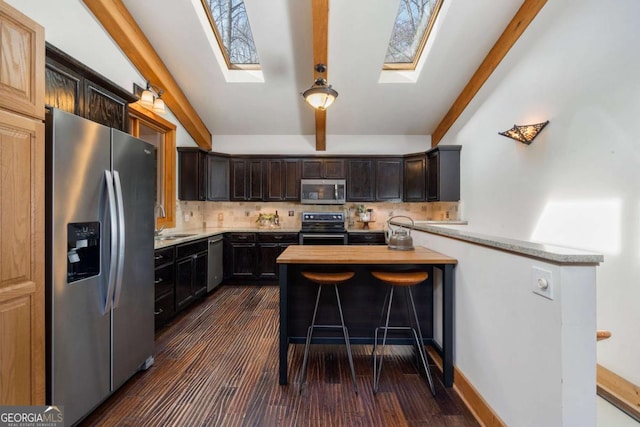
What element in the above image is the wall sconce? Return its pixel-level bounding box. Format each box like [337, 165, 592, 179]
[133, 81, 166, 115]
[499, 121, 549, 144]
[301, 64, 338, 110]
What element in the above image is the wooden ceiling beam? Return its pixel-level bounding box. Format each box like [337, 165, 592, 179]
[83, 0, 212, 151]
[312, 0, 329, 151]
[431, 0, 547, 147]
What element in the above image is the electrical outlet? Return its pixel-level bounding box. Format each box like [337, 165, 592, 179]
[217, 213, 223, 221]
[288, 210, 294, 217]
[531, 266, 554, 300]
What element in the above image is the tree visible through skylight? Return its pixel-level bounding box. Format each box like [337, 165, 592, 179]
[204, 0, 260, 66]
[385, 0, 443, 67]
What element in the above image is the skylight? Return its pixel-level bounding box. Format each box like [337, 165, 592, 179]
[201, 0, 260, 69]
[384, 0, 444, 70]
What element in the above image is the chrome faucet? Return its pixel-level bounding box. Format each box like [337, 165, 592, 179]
[154, 204, 166, 236]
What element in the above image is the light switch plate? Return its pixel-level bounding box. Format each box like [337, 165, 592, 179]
[532, 267, 554, 300]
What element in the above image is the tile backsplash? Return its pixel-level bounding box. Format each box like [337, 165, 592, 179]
[173, 200, 460, 231]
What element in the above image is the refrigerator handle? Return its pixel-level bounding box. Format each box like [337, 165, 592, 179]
[104, 170, 118, 314]
[112, 170, 126, 308]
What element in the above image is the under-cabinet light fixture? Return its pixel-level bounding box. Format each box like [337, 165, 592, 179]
[302, 64, 338, 110]
[499, 121, 549, 144]
[133, 81, 166, 115]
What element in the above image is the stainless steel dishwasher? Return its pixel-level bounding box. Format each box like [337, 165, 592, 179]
[207, 236, 223, 292]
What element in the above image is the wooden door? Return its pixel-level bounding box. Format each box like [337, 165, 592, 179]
[0, 2, 44, 406]
[0, 109, 44, 405]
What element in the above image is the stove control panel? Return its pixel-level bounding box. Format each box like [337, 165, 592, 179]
[302, 212, 345, 223]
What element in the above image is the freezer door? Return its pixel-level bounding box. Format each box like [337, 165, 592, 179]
[46, 109, 112, 424]
[111, 129, 156, 389]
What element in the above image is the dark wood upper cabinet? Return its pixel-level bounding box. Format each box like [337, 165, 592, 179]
[178, 148, 207, 201]
[207, 155, 230, 201]
[427, 145, 461, 202]
[375, 158, 403, 201]
[231, 159, 264, 201]
[45, 43, 135, 131]
[403, 154, 426, 202]
[301, 158, 345, 179]
[265, 159, 301, 201]
[347, 159, 374, 201]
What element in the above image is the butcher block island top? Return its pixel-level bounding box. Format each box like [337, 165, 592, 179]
[277, 245, 458, 265]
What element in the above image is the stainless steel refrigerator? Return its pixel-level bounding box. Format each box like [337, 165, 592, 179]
[45, 108, 155, 425]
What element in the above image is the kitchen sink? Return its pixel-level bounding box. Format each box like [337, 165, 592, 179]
[155, 233, 197, 241]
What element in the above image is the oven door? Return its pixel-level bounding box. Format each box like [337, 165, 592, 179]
[299, 233, 347, 245]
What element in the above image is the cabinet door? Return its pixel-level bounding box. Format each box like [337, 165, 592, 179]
[230, 159, 247, 201]
[323, 159, 345, 178]
[0, 3, 44, 120]
[376, 158, 403, 201]
[265, 159, 300, 201]
[175, 257, 195, 312]
[257, 243, 279, 280]
[301, 158, 344, 179]
[427, 151, 439, 201]
[231, 243, 257, 279]
[178, 149, 206, 201]
[193, 252, 208, 298]
[301, 159, 322, 178]
[248, 159, 264, 200]
[347, 159, 374, 201]
[265, 159, 284, 201]
[283, 159, 301, 200]
[404, 155, 426, 202]
[0, 109, 45, 404]
[207, 155, 229, 201]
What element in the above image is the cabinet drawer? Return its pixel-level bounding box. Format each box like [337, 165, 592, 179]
[348, 232, 386, 245]
[258, 233, 298, 244]
[228, 232, 257, 243]
[154, 247, 175, 267]
[155, 291, 175, 328]
[154, 264, 175, 297]
[176, 239, 208, 259]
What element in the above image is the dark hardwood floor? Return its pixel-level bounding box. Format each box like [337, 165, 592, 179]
[81, 285, 479, 426]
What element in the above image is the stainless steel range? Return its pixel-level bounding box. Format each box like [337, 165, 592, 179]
[299, 212, 347, 245]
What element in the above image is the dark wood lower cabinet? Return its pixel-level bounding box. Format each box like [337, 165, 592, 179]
[175, 239, 208, 312]
[227, 232, 298, 282]
[257, 233, 299, 280]
[154, 247, 175, 330]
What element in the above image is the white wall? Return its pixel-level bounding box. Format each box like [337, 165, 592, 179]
[210, 134, 431, 155]
[413, 231, 597, 427]
[439, 0, 640, 385]
[6, 0, 199, 149]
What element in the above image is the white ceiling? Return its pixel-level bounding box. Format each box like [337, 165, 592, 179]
[122, 0, 524, 138]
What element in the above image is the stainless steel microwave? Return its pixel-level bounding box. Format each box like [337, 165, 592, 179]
[300, 179, 346, 204]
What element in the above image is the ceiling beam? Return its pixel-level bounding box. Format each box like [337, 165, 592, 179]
[431, 0, 548, 147]
[82, 0, 212, 151]
[312, 0, 329, 151]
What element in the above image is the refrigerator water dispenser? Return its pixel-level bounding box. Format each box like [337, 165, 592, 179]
[67, 222, 100, 283]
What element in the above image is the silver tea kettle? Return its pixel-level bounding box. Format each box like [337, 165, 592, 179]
[386, 215, 415, 251]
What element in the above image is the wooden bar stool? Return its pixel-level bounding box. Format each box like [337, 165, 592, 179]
[371, 270, 435, 396]
[299, 271, 358, 393]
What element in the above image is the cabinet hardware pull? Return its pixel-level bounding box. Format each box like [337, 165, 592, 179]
[154, 255, 162, 260]
[154, 309, 163, 315]
[154, 278, 163, 284]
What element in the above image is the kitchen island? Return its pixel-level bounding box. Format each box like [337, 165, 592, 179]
[277, 245, 457, 387]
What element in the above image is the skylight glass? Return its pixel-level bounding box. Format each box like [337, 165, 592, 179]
[384, 0, 443, 69]
[202, 0, 260, 68]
